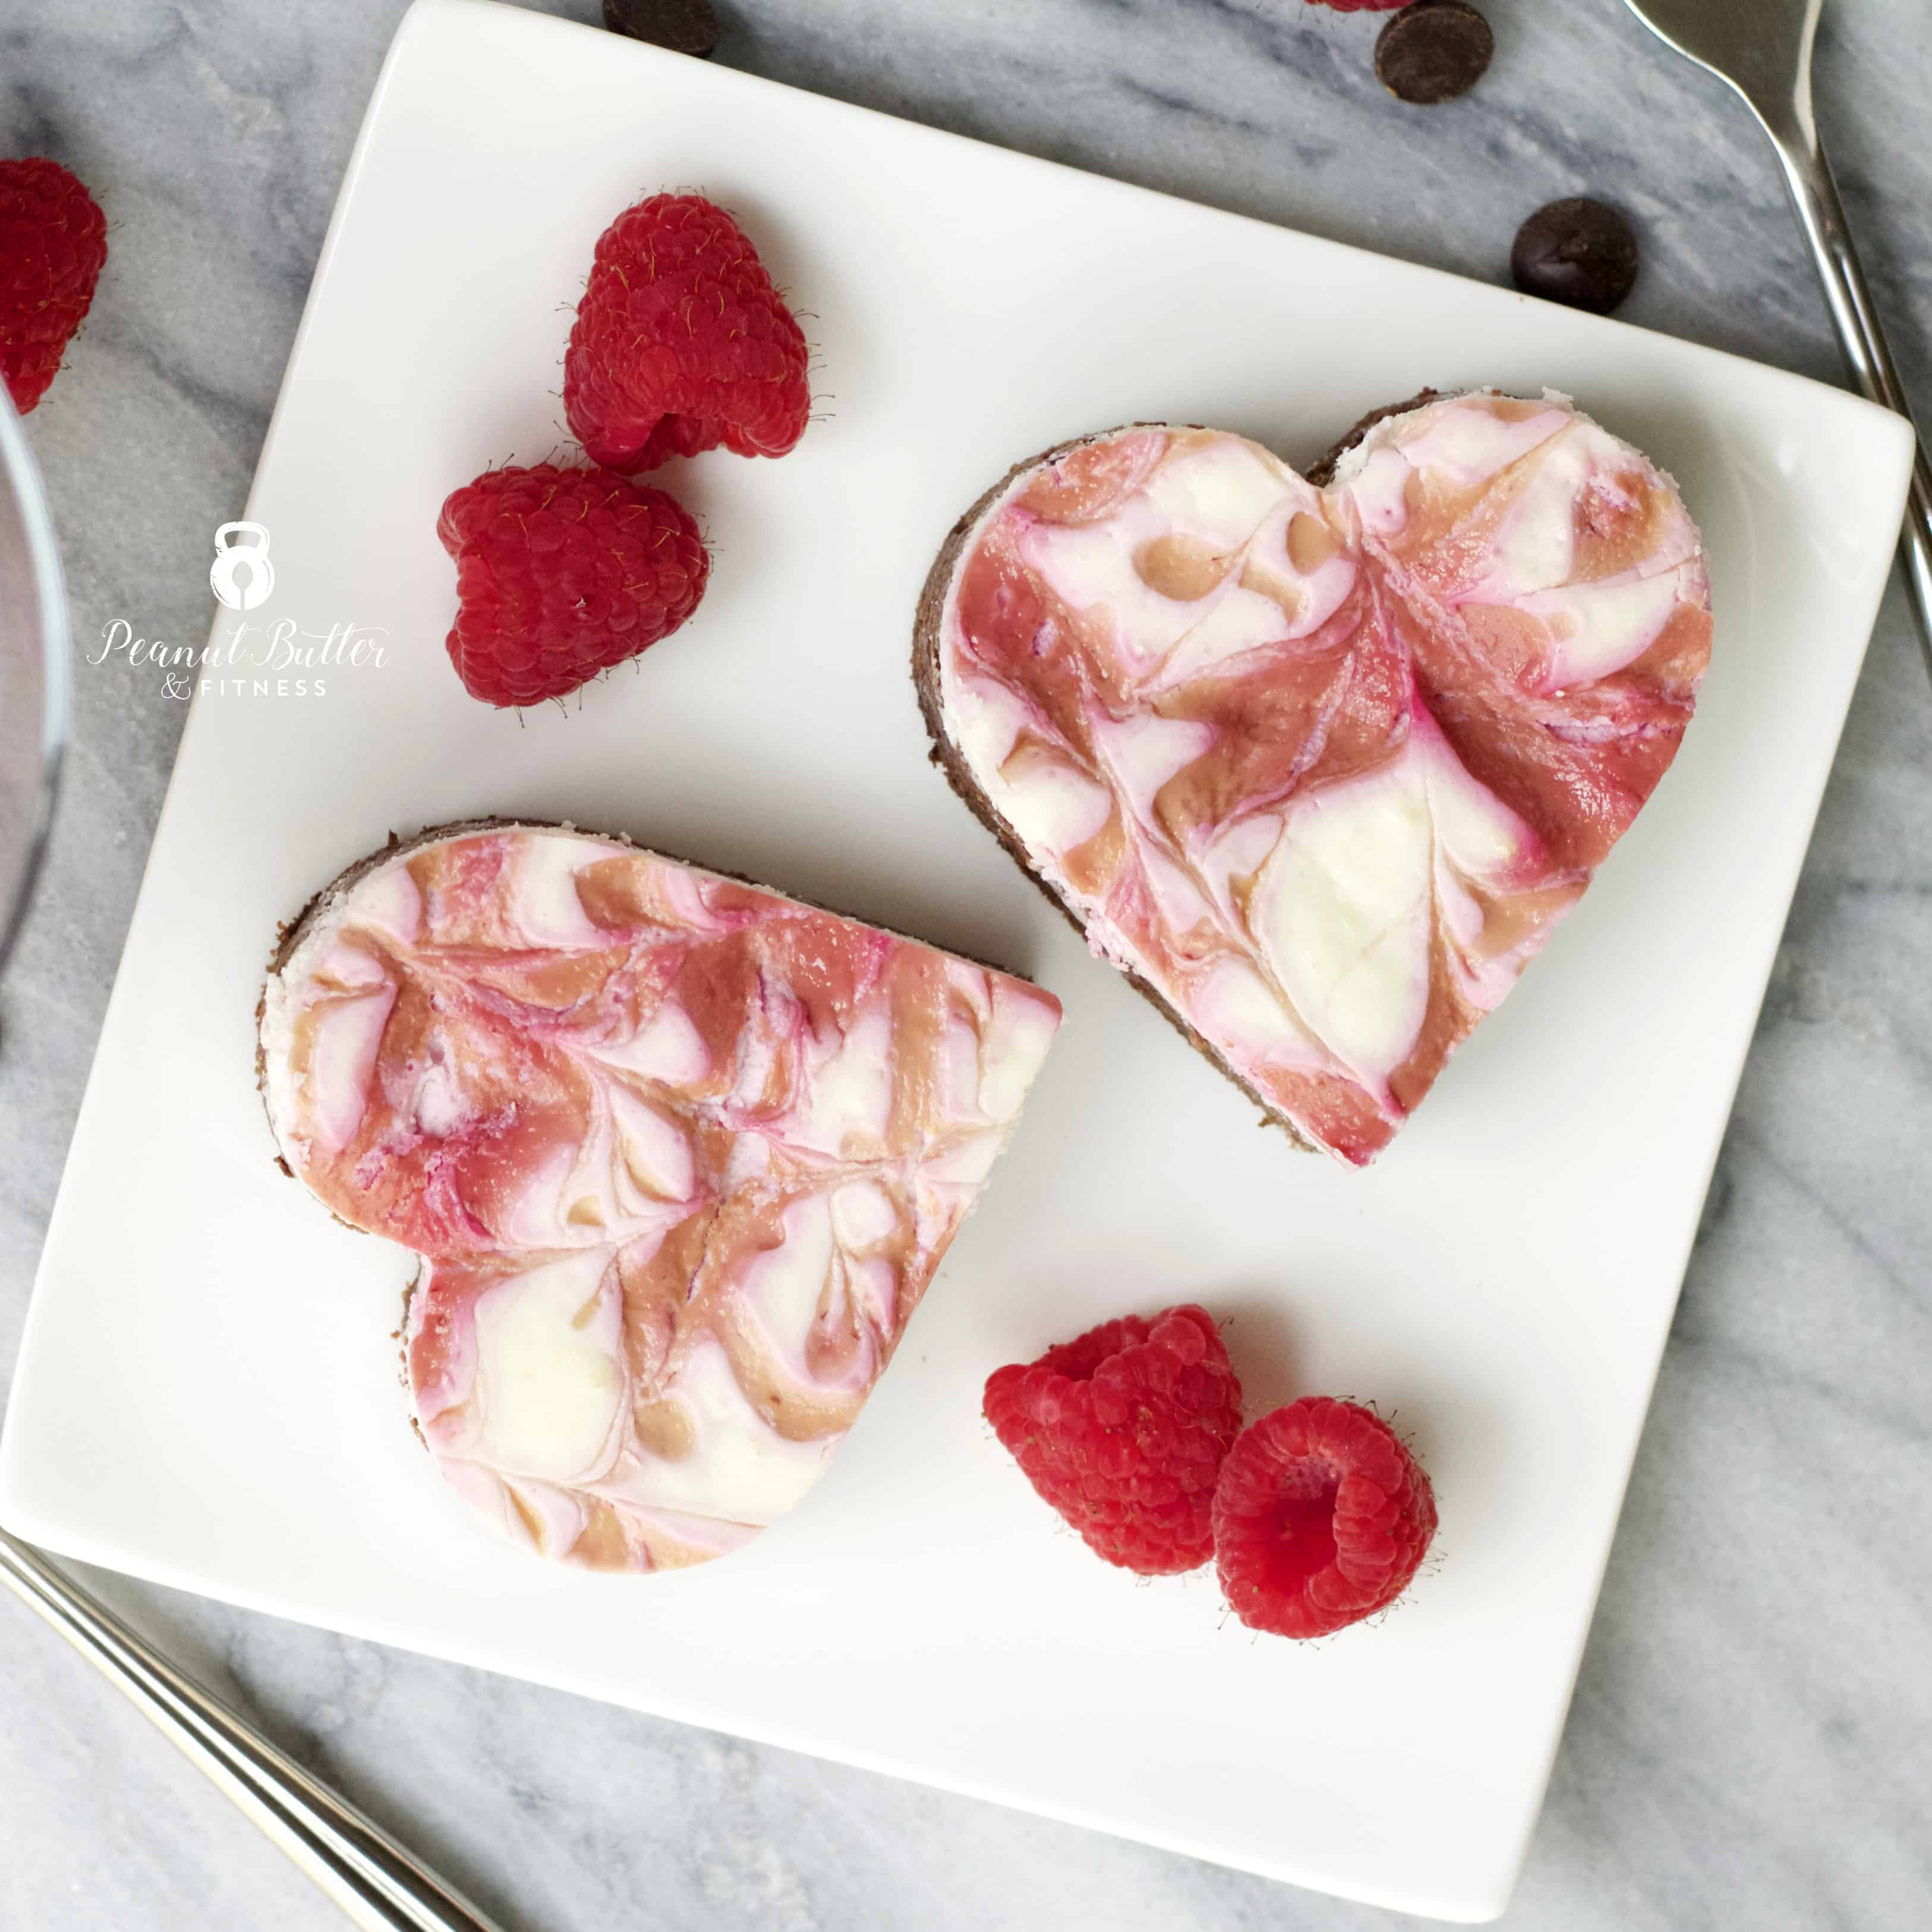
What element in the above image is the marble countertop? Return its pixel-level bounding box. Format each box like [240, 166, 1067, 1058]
[2, 2, 1928, 1927]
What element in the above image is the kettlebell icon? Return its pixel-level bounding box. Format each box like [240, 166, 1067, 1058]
[210, 521, 275, 611]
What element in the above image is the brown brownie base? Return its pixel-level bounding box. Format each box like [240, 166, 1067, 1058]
[1302, 387, 1445, 487]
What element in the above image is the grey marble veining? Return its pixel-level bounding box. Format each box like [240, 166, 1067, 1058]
[2, 2, 1929, 1928]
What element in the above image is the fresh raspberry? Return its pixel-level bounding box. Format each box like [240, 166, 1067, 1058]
[563, 193, 811, 474]
[983, 1304, 1243, 1575]
[0, 158, 108, 414]
[437, 464, 708, 707]
[1212, 1398, 1436, 1638]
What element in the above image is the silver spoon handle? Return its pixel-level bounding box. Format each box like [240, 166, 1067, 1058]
[1768, 121, 1932, 678]
[0, 1528, 509, 1932]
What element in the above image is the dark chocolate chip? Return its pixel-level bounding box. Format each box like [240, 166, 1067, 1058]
[1374, 1, 1494, 106]
[1510, 198, 1638, 314]
[602, 0, 719, 58]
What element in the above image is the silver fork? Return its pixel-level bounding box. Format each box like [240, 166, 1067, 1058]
[0, 1528, 509, 1932]
[1621, 0, 1932, 680]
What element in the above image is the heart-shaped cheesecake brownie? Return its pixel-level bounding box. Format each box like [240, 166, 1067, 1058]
[259, 823, 1060, 1570]
[916, 391, 1712, 1165]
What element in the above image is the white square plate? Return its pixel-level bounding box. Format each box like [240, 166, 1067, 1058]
[1, 1, 1913, 1918]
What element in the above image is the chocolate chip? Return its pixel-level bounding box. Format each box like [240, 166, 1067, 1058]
[1510, 198, 1639, 314]
[1374, 1, 1494, 106]
[602, 0, 719, 58]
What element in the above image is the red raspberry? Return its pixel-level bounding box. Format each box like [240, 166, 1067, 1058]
[1213, 1398, 1436, 1638]
[0, 158, 108, 414]
[563, 193, 811, 474]
[437, 464, 708, 707]
[983, 1305, 1243, 1575]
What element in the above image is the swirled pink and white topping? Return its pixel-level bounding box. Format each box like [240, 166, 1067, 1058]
[260, 825, 1060, 1571]
[934, 392, 1711, 1164]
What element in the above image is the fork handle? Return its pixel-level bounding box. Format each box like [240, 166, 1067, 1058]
[0, 1528, 510, 1932]
[1768, 122, 1932, 679]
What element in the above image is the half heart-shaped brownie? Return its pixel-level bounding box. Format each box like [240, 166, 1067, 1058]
[916, 391, 1712, 1165]
[259, 822, 1060, 1569]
